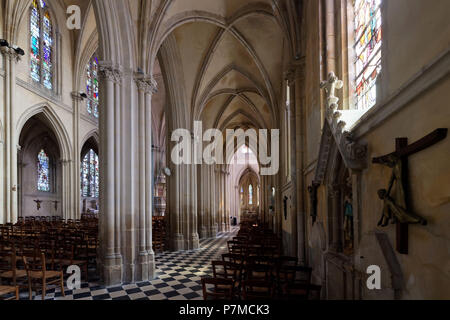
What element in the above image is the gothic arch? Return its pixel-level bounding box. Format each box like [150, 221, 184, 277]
[16, 103, 72, 161]
[80, 131, 100, 157]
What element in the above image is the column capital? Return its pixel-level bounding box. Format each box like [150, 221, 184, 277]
[0, 47, 22, 63]
[99, 66, 117, 82]
[135, 74, 158, 94]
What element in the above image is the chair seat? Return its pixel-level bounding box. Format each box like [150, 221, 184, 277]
[0, 285, 17, 296]
[0, 269, 28, 278]
[29, 270, 62, 279]
[55, 259, 87, 266]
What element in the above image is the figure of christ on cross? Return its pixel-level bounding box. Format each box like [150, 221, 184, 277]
[372, 128, 448, 254]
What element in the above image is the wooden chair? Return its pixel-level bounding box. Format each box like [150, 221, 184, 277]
[0, 244, 29, 296]
[201, 278, 235, 300]
[276, 265, 312, 297]
[277, 265, 312, 285]
[54, 241, 89, 282]
[23, 252, 65, 300]
[245, 262, 273, 282]
[283, 283, 322, 300]
[241, 280, 274, 300]
[222, 253, 245, 266]
[0, 285, 19, 300]
[212, 261, 228, 279]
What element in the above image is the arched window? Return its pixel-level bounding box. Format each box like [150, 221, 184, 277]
[86, 55, 99, 118]
[354, 0, 382, 110]
[30, 0, 53, 90]
[37, 149, 50, 192]
[240, 186, 244, 206]
[257, 185, 260, 206]
[249, 184, 253, 205]
[81, 149, 99, 198]
[285, 80, 292, 179]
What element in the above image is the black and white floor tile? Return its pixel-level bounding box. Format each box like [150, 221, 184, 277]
[24, 228, 237, 301]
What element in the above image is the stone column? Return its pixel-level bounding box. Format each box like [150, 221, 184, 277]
[209, 165, 217, 237]
[225, 169, 231, 231]
[0, 48, 21, 223]
[98, 65, 122, 285]
[199, 165, 208, 238]
[71, 92, 84, 219]
[189, 153, 200, 249]
[138, 76, 158, 279]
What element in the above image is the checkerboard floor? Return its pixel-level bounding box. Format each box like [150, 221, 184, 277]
[21, 228, 238, 300]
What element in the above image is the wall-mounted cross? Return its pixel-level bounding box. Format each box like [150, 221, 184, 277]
[372, 128, 448, 254]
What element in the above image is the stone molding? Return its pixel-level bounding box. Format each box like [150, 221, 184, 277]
[314, 72, 368, 185]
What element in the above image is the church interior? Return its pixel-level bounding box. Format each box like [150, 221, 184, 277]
[0, 0, 449, 301]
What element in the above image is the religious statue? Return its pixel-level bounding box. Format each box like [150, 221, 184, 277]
[343, 195, 354, 249]
[375, 154, 427, 227]
[320, 71, 343, 111]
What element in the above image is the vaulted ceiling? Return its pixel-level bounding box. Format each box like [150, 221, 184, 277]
[155, 0, 293, 135]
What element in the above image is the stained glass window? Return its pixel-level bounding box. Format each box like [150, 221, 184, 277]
[81, 149, 99, 198]
[30, 0, 53, 90]
[249, 184, 253, 205]
[37, 149, 50, 192]
[86, 55, 99, 118]
[354, 0, 382, 110]
[257, 186, 260, 206]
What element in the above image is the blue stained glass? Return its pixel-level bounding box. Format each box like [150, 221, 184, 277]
[86, 55, 99, 118]
[30, 1, 40, 83]
[249, 184, 253, 205]
[354, 0, 382, 110]
[30, 1, 53, 89]
[81, 149, 99, 198]
[37, 149, 50, 192]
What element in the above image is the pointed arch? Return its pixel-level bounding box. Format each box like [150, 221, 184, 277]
[16, 103, 72, 161]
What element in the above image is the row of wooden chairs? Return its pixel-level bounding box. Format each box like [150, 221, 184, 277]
[202, 223, 322, 300]
[0, 218, 98, 299]
[152, 217, 166, 253]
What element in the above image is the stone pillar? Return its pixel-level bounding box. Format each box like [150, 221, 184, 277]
[169, 162, 184, 251]
[225, 169, 231, 231]
[199, 165, 208, 238]
[0, 48, 21, 223]
[209, 165, 218, 237]
[98, 65, 122, 285]
[71, 92, 84, 219]
[61, 159, 73, 220]
[189, 156, 200, 249]
[135, 76, 157, 281]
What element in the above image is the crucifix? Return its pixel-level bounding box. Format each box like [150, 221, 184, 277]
[372, 128, 448, 254]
